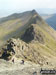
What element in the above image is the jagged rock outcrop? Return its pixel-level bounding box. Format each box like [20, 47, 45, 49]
[21, 24, 45, 43]
[0, 38, 45, 65]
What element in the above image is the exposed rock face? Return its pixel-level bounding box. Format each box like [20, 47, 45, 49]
[21, 25, 35, 42]
[21, 24, 44, 43]
[0, 38, 45, 65]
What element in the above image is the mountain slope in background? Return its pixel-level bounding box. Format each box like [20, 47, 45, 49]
[0, 10, 33, 46]
[42, 14, 56, 30]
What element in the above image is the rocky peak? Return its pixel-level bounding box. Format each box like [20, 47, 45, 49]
[31, 10, 37, 14]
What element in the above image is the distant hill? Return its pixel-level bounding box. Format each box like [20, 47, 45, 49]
[42, 14, 56, 30]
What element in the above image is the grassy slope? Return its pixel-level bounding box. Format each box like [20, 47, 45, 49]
[0, 11, 32, 46]
[25, 24, 56, 64]
[33, 24, 56, 56]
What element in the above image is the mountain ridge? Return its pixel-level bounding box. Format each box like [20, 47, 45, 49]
[0, 9, 56, 46]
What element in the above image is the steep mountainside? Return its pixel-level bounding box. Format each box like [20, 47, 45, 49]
[42, 14, 56, 30]
[0, 10, 56, 47]
[0, 24, 56, 66]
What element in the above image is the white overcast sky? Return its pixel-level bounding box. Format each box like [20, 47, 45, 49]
[0, 0, 56, 17]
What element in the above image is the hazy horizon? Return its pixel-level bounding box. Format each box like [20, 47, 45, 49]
[0, 0, 56, 18]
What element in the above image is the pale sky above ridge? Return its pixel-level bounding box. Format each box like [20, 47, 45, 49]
[0, 0, 56, 17]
